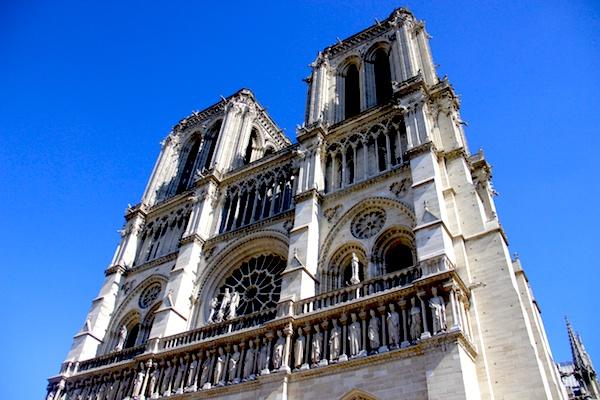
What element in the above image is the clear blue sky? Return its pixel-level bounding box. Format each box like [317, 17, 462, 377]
[1, 1, 598, 398]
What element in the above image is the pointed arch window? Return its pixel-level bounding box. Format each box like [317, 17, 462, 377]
[175, 135, 202, 194]
[344, 64, 361, 119]
[374, 48, 393, 105]
[244, 128, 259, 165]
[201, 120, 222, 171]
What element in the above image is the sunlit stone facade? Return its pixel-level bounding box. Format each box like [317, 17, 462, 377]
[47, 8, 568, 400]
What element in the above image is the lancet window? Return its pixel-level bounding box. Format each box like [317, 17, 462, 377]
[344, 63, 361, 119]
[243, 128, 260, 165]
[373, 48, 393, 106]
[218, 164, 296, 234]
[324, 115, 407, 193]
[135, 206, 192, 265]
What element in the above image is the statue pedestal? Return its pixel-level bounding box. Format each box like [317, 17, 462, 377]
[400, 341, 410, 348]
[338, 354, 348, 362]
[318, 359, 329, 367]
[420, 332, 432, 340]
[300, 363, 310, 370]
[184, 385, 197, 393]
[357, 350, 368, 357]
[278, 366, 291, 373]
[378, 345, 389, 353]
[201, 383, 212, 390]
[260, 368, 270, 375]
[450, 324, 461, 332]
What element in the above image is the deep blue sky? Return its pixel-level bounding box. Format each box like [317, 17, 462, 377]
[1, 1, 599, 398]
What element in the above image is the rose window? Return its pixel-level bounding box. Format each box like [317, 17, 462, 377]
[139, 283, 162, 309]
[218, 254, 286, 316]
[351, 208, 386, 239]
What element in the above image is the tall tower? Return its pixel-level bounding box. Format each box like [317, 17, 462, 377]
[559, 320, 600, 399]
[47, 8, 567, 400]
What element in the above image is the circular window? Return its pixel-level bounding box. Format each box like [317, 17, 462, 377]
[218, 254, 286, 316]
[351, 208, 386, 239]
[139, 283, 162, 309]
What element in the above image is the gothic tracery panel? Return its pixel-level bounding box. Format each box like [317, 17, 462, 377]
[351, 208, 386, 239]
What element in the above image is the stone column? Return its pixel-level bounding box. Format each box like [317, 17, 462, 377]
[281, 323, 293, 372]
[359, 310, 368, 356]
[302, 324, 311, 370]
[418, 291, 431, 339]
[378, 305, 389, 353]
[339, 313, 348, 362]
[399, 298, 410, 348]
[319, 320, 329, 366]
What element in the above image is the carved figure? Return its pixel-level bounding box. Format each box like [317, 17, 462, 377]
[258, 337, 270, 373]
[350, 252, 361, 285]
[293, 328, 305, 368]
[329, 319, 341, 361]
[161, 360, 173, 396]
[132, 362, 145, 397]
[429, 287, 447, 334]
[409, 297, 422, 341]
[348, 313, 361, 357]
[199, 351, 212, 388]
[173, 357, 186, 393]
[185, 354, 198, 391]
[272, 330, 285, 369]
[148, 364, 160, 398]
[227, 291, 240, 320]
[243, 340, 256, 379]
[214, 347, 226, 385]
[387, 304, 400, 347]
[115, 325, 127, 351]
[228, 344, 241, 382]
[368, 309, 380, 351]
[216, 288, 231, 322]
[207, 296, 219, 323]
[311, 325, 323, 365]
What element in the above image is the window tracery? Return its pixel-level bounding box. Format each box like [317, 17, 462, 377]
[139, 283, 161, 309]
[213, 254, 286, 318]
[351, 208, 386, 239]
[218, 163, 296, 234]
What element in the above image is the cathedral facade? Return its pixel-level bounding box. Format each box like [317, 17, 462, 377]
[47, 8, 568, 400]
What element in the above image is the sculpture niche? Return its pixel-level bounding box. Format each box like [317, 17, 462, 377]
[207, 287, 241, 324]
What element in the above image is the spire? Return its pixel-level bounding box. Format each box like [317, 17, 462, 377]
[566, 317, 600, 399]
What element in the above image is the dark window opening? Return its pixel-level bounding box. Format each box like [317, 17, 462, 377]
[124, 323, 140, 349]
[384, 243, 414, 274]
[344, 64, 360, 119]
[176, 137, 201, 194]
[374, 49, 393, 105]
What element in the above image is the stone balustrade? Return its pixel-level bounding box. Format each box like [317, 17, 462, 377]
[47, 260, 470, 400]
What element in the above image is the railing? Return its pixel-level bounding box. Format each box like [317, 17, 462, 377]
[161, 307, 278, 350]
[296, 265, 422, 315]
[77, 344, 146, 372]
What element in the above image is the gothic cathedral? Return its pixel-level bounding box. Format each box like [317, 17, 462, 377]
[47, 8, 571, 400]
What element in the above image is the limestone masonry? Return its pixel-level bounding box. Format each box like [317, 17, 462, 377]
[47, 7, 593, 400]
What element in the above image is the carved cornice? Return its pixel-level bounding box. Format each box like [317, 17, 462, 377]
[203, 210, 295, 250]
[220, 146, 297, 187]
[179, 234, 205, 247]
[125, 252, 178, 276]
[294, 188, 323, 204]
[145, 189, 195, 219]
[104, 264, 126, 277]
[404, 141, 436, 159]
[323, 163, 410, 203]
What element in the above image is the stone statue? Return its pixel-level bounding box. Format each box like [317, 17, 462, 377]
[215, 288, 231, 322]
[329, 319, 341, 361]
[368, 309, 380, 351]
[243, 340, 256, 380]
[207, 296, 219, 323]
[148, 363, 160, 398]
[311, 325, 322, 365]
[387, 304, 400, 347]
[214, 347, 226, 386]
[228, 344, 241, 383]
[258, 337, 270, 374]
[409, 297, 422, 341]
[115, 325, 127, 351]
[132, 362, 145, 397]
[429, 287, 447, 334]
[350, 252, 361, 285]
[185, 354, 198, 392]
[161, 360, 173, 396]
[348, 313, 361, 357]
[227, 291, 240, 320]
[173, 356, 186, 394]
[272, 330, 285, 369]
[199, 351, 212, 389]
[293, 328, 305, 369]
